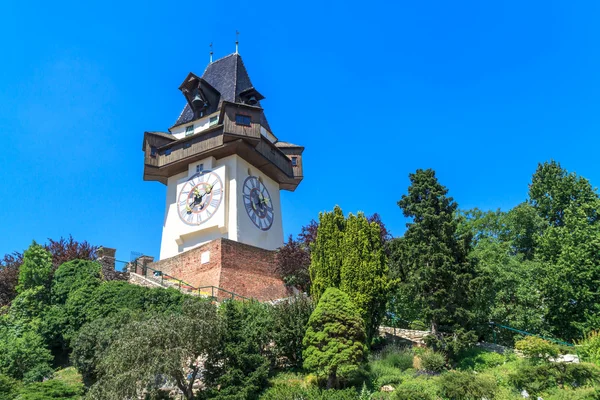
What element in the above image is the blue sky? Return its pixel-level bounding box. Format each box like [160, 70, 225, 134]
[1, 0, 599, 261]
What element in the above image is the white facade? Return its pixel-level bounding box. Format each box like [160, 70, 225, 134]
[159, 154, 284, 259]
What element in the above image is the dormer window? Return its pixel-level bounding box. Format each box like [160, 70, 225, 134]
[235, 114, 251, 126]
[291, 157, 298, 167]
[185, 125, 194, 136]
[209, 116, 218, 126]
[150, 146, 157, 157]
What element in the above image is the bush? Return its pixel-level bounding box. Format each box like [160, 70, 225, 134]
[204, 300, 271, 400]
[424, 329, 477, 360]
[51, 259, 101, 305]
[271, 295, 314, 368]
[259, 382, 359, 399]
[16, 378, 83, 399]
[393, 386, 434, 400]
[0, 374, 20, 399]
[457, 347, 506, 372]
[545, 387, 600, 400]
[409, 320, 428, 331]
[303, 288, 366, 388]
[0, 327, 53, 381]
[379, 345, 413, 370]
[418, 350, 446, 373]
[439, 371, 497, 400]
[391, 374, 440, 400]
[515, 336, 559, 363]
[369, 360, 404, 388]
[508, 362, 600, 395]
[577, 331, 600, 365]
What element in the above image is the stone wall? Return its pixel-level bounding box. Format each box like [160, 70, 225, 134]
[97, 246, 129, 282]
[379, 327, 431, 345]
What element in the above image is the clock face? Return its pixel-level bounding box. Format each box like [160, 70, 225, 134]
[242, 176, 274, 231]
[177, 170, 224, 226]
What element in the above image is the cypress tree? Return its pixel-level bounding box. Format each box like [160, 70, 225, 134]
[340, 213, 389, 342]
[309, 206, 346, 302]
[397, 169, 473, 335]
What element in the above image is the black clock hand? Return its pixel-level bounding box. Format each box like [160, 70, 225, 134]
[187, 192, 205, 213]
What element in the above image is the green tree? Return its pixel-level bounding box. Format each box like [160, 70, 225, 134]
[303, 287, 366, 389]
[396, 169, 474, 335]
[309, 206, 346, 302]
[529, 160, 598, 227]
[87, 299, 219, 400]
[71, 310, 140, 387]
[339, 213, 389, 342]
[271, 295, 314, 368]
[0, 324, 52, 382]
[51, 259, 101, 305]
[459, 206, 548, 343]
[16, 243, 52, 296]
[204, 300, 271, 400]
[529, 161, 600, 340]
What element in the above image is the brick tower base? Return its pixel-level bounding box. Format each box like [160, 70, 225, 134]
[145, 238, 290, 301]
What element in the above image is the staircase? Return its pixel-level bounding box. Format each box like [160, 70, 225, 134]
[128, 260, 249, 301]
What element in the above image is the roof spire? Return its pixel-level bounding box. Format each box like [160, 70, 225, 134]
[235, 30, 239, 54]
[209, 42, 213, 63]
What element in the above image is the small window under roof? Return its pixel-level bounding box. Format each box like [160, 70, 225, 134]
[185, 125, 194, 136]
[235, 114, 251, 126]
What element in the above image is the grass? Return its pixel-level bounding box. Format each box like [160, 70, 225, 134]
[263, 343, 600, 400]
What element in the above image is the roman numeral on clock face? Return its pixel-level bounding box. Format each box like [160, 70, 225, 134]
[177, 171, 223, 226]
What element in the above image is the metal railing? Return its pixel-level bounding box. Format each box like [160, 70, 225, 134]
[130, 259, 249, 301]
[489, 321, 574, 347]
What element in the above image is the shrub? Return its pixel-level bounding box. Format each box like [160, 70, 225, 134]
[0, 374, 20, 399]
[391, 374, 440, 400]
[439, 371, 497, 400]
[16, 378, 83, 399]
[508, 362, 600, 395]
[0, 327, 53, 381]
[545, 387, 600, 400]
[424, 329, 477, 360]
[303, 288, 366, 388]
[305, 374, 319, 387]
[51, 259, 101, 305]
[379, 345, 413, 370]
[272, 295, 314, 368]
[418, 350, 446, 373]
[515, 336, 559, 363]
[259, 382, 359, 399]
[457, 347, 506, 372]
[204, 300, 271, 400]
[369, 360, 404, 388]
[577, 331, 600, 365]
[409, 320, 428, 331]
[393, 386, 434, 400]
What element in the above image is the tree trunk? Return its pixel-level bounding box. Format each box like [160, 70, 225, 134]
[430, 319, 438, 336]
[326, 370, 337, 389]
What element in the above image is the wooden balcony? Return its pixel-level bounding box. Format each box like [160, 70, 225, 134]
[142, 103, 303, 191]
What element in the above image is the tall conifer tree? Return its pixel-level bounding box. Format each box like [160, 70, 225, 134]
[397, 169, 473, 335]
[309, 206, 346, 302]
[340, 213, 389, 341]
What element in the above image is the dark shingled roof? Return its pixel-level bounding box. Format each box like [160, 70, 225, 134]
[172, 53, 272, 133]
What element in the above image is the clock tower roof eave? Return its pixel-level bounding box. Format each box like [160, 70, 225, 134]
[142, 130, 175, 151]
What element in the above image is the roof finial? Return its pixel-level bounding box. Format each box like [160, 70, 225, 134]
[209, 42, 213, 63]
[235, 30, 240, 54]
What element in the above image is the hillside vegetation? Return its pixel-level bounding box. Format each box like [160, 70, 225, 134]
[2, 160, 600, 399]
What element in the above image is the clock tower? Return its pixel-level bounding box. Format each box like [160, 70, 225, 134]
[140, 52, 304, 300]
